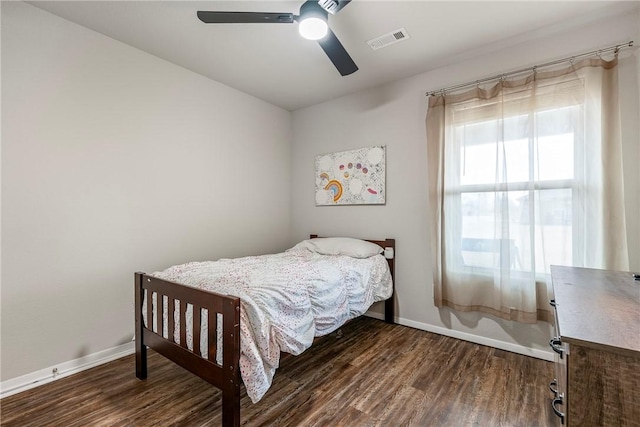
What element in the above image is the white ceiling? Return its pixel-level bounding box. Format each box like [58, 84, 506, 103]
[28, 1, 637, 111]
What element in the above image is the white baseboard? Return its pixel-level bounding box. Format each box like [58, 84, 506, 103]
[365, 311, 554, 362]
[0, 341, 135, 399]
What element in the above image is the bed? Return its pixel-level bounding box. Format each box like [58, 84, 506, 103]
[134, 235, 395, 426]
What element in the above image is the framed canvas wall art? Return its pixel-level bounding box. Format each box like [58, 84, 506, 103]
[315, 146, 386, 206]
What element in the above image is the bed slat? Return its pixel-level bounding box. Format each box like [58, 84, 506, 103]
[158, 294, 165, 338]
[179, 302, 187, 349]
[168, 297, 175, 343]
[209, 310, 217, 363]
[146, 290, 153, 332]
[193, 306, 202, 357]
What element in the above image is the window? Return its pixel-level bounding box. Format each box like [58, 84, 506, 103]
[449, 103, 580, 276]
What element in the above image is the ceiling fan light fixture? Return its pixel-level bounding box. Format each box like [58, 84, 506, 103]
[197, 0, 358, 76]
[298, 17, 328, 40]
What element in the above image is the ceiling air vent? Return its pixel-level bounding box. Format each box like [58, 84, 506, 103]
[367, 28, 410, 51]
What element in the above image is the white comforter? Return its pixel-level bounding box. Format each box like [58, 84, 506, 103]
[149, 246, 393, 403]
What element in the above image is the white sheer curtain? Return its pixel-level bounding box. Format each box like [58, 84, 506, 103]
[426, 56, 628, 323]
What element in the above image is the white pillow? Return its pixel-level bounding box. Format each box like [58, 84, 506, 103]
[292, 237, 383, 259]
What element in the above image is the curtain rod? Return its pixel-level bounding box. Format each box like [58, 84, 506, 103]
[425, 40, 634, 97]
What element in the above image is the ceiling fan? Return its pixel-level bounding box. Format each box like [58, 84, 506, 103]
[197, 0, 358, 76]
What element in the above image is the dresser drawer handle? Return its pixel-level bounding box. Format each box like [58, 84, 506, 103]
[549, 337, 564, 359]
[552, 396, 565, 424]
[549, 379, 558, 396]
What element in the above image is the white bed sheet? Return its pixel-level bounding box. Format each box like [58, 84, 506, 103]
[145, 246, 392, 403]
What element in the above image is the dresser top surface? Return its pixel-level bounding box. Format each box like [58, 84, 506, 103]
[551, 265, 640, 355]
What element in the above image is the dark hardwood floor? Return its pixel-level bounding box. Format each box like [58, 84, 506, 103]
[1, 317, 558, 426]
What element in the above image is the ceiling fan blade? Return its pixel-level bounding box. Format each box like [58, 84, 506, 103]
[197, 11, 295, 24]
[318, 0, 351, 15]
[317, 28, 358, 76]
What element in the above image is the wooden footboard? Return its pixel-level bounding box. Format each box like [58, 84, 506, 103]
[134, 272, 241, 427]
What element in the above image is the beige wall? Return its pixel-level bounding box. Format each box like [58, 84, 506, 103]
[291, 9, 640, 355]
[1, 2, 291, 381]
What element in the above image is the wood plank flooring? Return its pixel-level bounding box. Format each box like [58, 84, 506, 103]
[1, 317, 558, 426]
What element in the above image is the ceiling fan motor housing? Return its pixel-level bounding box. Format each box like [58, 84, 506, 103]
[318, 0, 341, 14]
[299, 0, 328, 21]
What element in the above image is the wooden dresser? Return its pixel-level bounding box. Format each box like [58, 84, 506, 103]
[549, 266, 640, 426]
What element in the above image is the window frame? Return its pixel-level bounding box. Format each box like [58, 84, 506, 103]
[445, 102, 583, 278]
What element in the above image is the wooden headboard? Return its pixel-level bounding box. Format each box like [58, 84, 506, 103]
[309, 234, 395, 324]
